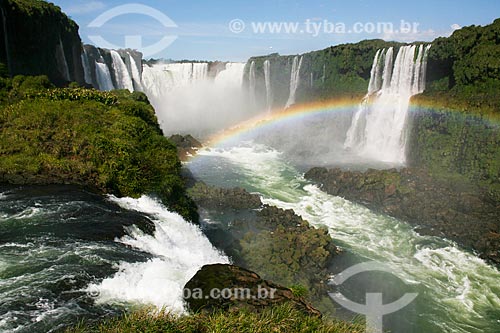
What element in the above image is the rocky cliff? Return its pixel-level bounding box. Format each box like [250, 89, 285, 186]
[82, 44, 143, 90]
[407, 106, 500, 201]
[0, 0, 84, 85]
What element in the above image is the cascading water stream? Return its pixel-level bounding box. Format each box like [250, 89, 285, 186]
[214, 63, 246, 88]
[81, 48, 93, 85]
[285, 56, 303, 108]
[128, 54, 143, 91]
[0, 188, 227, 331]
[0, 7, 12, 76]
[249, 61, 256, 102]
[110, 50, 134, 92]
[95, 61, 115, 91]
[87, 195, 228, 313]
[345, 45, 430, 164]
[141, 62, 252, 136]
[263, 60, 273, 112]
[56, 39, 71, 82]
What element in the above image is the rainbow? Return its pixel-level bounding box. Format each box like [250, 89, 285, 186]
[199, 96, 499, 150]
[205, 98, 360, 147]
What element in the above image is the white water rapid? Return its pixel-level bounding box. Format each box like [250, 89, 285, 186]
[87, 195, 228, 313]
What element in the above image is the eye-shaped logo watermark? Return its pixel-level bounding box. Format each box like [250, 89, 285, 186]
[87, 3, 177, 57]
[329, 261, 418, 333]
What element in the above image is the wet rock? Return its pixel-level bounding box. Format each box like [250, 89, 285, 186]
[188, 182, 262, 210]
[168, 134, 203, 160]
[183, 264, 321, 317]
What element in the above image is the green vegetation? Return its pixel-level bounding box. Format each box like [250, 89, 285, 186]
[407, 106, 500, 202]
[245, 40, 406, 108]
[407, 19, 500, 201]
[299, 39, 406, 101]
[0, 0, 83, 85]
[237, 207, 338, 316]
[0, 75, 197, 221]
[425, 18, 500, 113]
[67, 303, 364, 333]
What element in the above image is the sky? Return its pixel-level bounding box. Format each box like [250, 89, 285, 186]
[52, 0, 500, 62]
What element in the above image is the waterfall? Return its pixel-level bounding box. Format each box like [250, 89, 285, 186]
[263, 60, 272, 112]
[249, 61, 256, 101]
[141, 62, 209, 98]
[367, 49, 383, 94]
[95, 61, 115, 91]
[192, 63, 208, 82]
[214, 62, 245, 88]
[56, 38, 71, 82]
[110, 50, 134, 91]
[81, 48, 93, 85]
[344, 45, 431, 164]
[141, 62, 251, 136]
[1, 6, 12, 76]
[128, 54, 143, 91]
[285, 56, 303, 108]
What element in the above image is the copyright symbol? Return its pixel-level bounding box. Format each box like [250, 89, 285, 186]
[229, 19, 245, 34]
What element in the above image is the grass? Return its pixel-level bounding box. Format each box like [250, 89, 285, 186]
[66, 303, 364, 333]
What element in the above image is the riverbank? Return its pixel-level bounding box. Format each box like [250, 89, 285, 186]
[305, 166, 500, 264]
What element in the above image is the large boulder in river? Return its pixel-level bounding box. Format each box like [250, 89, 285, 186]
[183, 264, 321, 317]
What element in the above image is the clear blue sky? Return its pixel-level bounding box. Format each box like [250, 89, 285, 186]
[52, 0, 500, 61]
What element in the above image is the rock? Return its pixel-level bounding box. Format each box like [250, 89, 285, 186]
[188, 181, 340, 314]
[168, 134, 203, 160]
[188, 182, 262, 210]
[183, 264, 321, 317]
[237, 205, 340, 310]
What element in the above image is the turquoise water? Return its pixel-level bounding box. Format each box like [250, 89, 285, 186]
[188, 142, 500, 333]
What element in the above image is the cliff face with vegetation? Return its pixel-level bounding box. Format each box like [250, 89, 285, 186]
[0, 0, 84, 85]
[407, 107, 500, 201]
[408, 19, 500, 200]
[244, 40, 405, 109]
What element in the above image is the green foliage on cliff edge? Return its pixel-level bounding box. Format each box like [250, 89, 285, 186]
[0, 75, 198, 222]
[245, 40, 409, 108]
[425, 18, 500, 113]
[68, 303, 364, 333]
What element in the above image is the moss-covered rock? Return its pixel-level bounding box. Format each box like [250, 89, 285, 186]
[187, 181, 261, 210]
[407, 106, 500, 202]
[238, 206, 338, 293]
[305, 167, 500, 264]
[168, 134, 203, 160]
[187, 182, 340, 314]
[183, 264, 321, 317]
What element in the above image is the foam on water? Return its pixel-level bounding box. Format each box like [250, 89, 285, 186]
[88, 195, 228, 313]
[194, 143, 500, 332]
